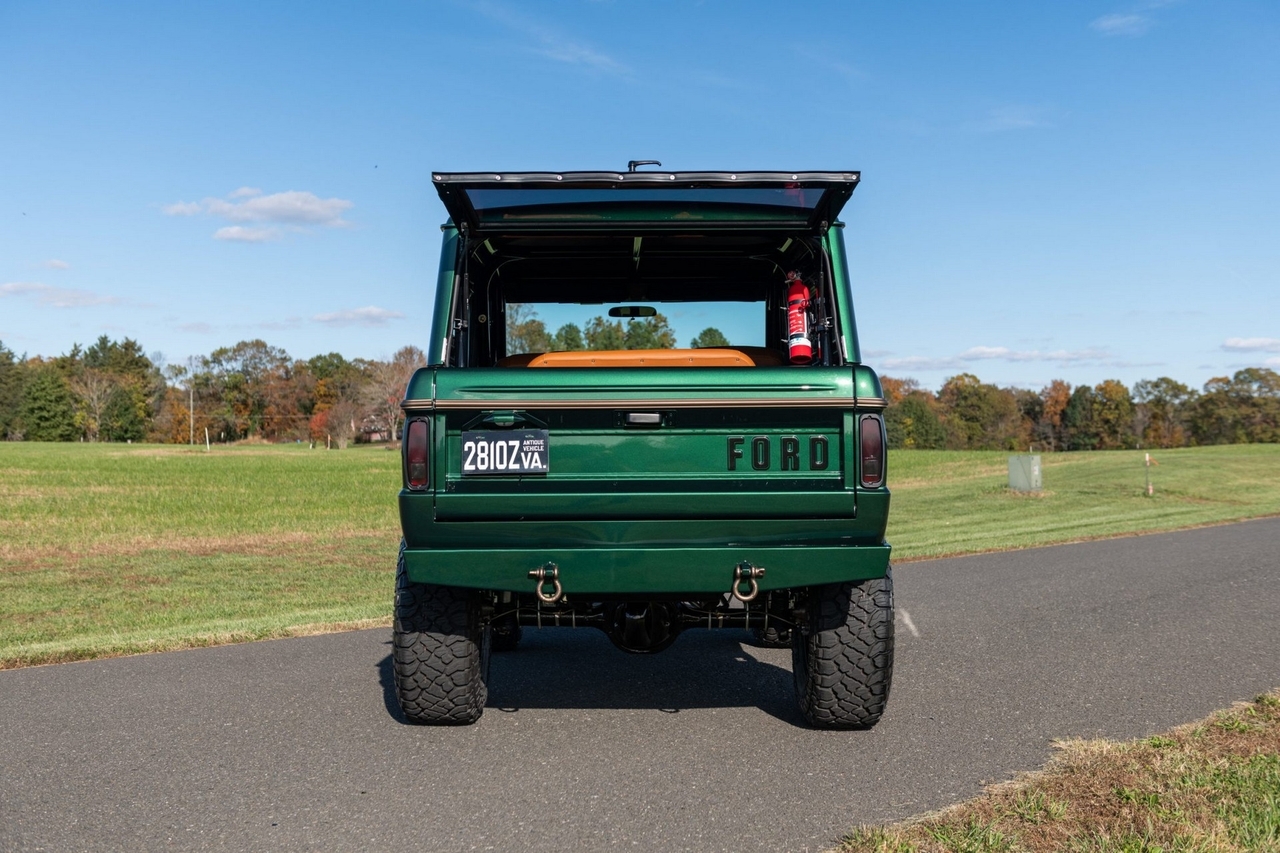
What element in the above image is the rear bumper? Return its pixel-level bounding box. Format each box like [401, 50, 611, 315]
[402, 544, 891, 594]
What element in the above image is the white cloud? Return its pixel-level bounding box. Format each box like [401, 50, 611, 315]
[163, 201, 203, 216]
[312, 306, 405, 327]
[214, 225, 279, 243]
[879, 345, 1112, 373]
[0, 281, 120, 308]
[177, 322, 214, 334]
[43, 259, 70, 270]
[1091, 13, 1151, 36]
[204, 191, 352, 226]
[164, 188, 354, 241]
[1223, 337, 1280, 353]
[959, 346, 1111, 363]
[1267, 356, 1280, 367]
[1091, 2, 1178, 37]
[473, 1, 628, 75]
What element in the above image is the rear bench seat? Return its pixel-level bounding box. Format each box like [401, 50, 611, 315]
[497, 347, 787, 368]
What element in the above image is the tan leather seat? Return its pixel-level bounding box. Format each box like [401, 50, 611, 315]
[499, 347, 789, 367]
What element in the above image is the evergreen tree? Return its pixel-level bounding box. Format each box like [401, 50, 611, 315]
[101, 385, 147, 442]
[0, 341, 26, 439]
[19, 367, 78, 441]
[551, 323, 586, 351]
[1063, 385, 1098, 450]
[690, 327, 730, 348]
[584, 316, 626, 350]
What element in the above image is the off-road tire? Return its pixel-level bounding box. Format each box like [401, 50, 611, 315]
[792, 567, 894, 729]
[752, 626, 792, 647]
[392, 547, 489, 724]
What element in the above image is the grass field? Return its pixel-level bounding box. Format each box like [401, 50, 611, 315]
[1, 441, 1278, 668]
[841, 691, 1280, 853]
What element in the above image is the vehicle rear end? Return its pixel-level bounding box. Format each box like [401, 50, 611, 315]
[392, 170, 894, 729]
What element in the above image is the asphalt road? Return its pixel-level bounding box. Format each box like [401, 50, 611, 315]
[3, 518, 1279, 853]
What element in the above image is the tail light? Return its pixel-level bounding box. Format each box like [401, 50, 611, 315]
[405, 418, 430, 489]
[859, 414, 885, 488]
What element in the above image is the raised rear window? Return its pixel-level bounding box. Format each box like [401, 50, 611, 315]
[433, 171, 858, 233]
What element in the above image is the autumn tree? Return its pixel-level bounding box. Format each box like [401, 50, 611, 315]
[1187, 368, 1280, 445]
[1133, 377, 1195, 448]
[364, 345, 427, 442]
[880, 376, 921, 407]
[624, 314, 677, 350]
[1037, 380, 1072, 451]
[937, 373, 1022, 450]
[506, 304, 552, 354]
[69, 368, 120, 441]
[327, 399, 360, 449]
[584, 316, 626, 350]
[886, 395, 946, 449]
[1091, 379, 1136, 449]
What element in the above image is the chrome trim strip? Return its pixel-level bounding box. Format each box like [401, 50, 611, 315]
[402, 396, 888, 411]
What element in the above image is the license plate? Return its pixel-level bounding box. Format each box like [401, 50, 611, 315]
[460, 430, 549, 475]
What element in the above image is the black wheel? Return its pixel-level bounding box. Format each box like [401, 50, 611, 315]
[791, 567, 894, 729]
[751, 626, 792, 647]
[490, 614, 522, 652]
[392, 545, 489, 724]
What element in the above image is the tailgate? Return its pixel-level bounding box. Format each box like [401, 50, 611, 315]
[423, 367, 859, 521]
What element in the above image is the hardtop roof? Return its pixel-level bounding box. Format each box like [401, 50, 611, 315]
[432, 170, 859, 234]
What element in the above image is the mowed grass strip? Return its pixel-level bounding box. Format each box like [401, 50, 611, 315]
[839, 691, 1280, 853]
[0, 442, 401, 668]
[2, 442, 1279, 668]
[888, 444, 1280, 560]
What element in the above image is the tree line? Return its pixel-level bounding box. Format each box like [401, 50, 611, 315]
[882, 369, 1280, 451]
[0, 336, 425, 448]
[2, 334, 1276, 450]
[506, 306, 730, 353]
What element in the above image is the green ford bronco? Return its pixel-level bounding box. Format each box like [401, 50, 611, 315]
[394, 167, 892, 728]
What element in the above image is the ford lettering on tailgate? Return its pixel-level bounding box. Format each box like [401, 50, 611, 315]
[461, 430, 549, 475]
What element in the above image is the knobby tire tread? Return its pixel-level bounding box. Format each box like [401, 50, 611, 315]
[792, 567, 895, 729]
[392, 546, 487, 724]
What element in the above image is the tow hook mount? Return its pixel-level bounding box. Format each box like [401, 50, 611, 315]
[731, 561, 765, 603]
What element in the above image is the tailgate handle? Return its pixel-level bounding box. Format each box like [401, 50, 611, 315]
[625, 412, 662, 426]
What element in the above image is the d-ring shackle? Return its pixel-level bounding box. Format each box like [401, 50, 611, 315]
[529, 563, 563, 604]
[731, 562, 765, 603]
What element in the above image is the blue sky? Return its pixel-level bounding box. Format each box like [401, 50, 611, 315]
[2, 0, 1277, 390]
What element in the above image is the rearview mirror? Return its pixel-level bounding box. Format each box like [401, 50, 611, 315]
[608, 305, 656, 317]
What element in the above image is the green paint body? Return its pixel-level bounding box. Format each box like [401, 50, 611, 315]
[402, 219, 890, 594]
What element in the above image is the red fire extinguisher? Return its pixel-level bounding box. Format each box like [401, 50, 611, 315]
[785, 272, 812, 364]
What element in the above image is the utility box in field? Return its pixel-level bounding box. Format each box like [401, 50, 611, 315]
[1008, 454, 1042, 492]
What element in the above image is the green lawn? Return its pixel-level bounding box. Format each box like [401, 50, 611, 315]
[1, 441, 1278, 668]
[888, 444, 1280, 560]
